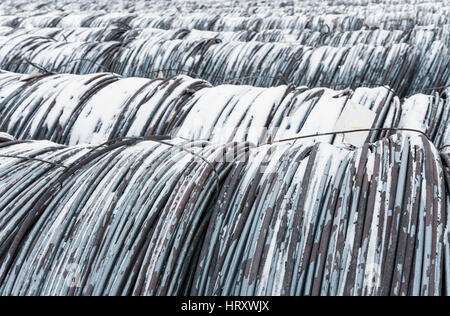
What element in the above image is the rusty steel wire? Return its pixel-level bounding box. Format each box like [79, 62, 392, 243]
[0, 0, 448, 297]
[0, 133, 447, 295]
[0, 70, 448, 149]
[0, 4, 447, 97]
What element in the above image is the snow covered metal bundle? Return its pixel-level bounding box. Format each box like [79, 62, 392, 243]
[0, 0, 448, 297]
[0, 0, 448, 96]
[0, 35, 447, 96]
[0, 138, 230, 295]
[0, 70, 447, 149]
[0, 134, 446, 295]
[192, 134, 446, 296]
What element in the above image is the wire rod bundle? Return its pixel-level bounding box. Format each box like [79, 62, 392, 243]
[0, 0, 447, 96]
[0, 34, 123, 75]
[192, 134, 446, 296]
[0, 71, 210, 145]
[0, 137, 238, 295]
[1, 1, 448, 32]
[0, 132, 15, 142]
[0, 0, 448, 298]
[116, 39, 449, 96]
[442, 146, 450, 296]
[1, 21, 449, 46]
[0, 70, 447, 148]
[0, 133, 446, 295]
[0, 27, 131, 42]
[396, 90, 450, 149]
[0, 34, 447, 96]
[174, 84, 399, 145]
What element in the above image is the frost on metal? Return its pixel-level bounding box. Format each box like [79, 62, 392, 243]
[0, 71, 448, 149]
[0, 132, 15, 142]
[196, 134, 446, 296]
[0, 1, 447, 95]
[0, 35, 447, 96]
[0, 0, 448, 297]
[0, 134, 446, 296]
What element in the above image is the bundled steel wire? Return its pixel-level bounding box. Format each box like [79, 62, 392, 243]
[1, 1, 448, 32]
[0, 0, 448, 298]
[0, 34, 447, 96]
[0, 34, 123, 75]
[0, 137, 235, 295]
[0, 132, 14, 142]
[0, 133, 446, 295]
[1, 21, 449, 46]
[174, 84, 400, 145]
[0, 70, 447, 148]
[442, 148, 450, 296]
[396, 90, 450, 149]
[115, 39, 448, 96]
[0, 69, 446, 148]
[0, 27, 131, 42]
[0, 71, 210, 144]
[192, 134, 446, 296]
[0, 0, 447, 96]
